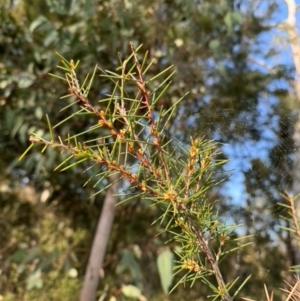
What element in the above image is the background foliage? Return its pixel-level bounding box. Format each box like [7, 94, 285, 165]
[0, 0, 298, 300]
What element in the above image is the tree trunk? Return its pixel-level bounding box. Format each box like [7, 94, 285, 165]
[283, 0, 300, 268]
[80, 177, 120, 301]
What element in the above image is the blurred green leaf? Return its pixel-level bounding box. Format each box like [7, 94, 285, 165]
[34, 107, 44, 120]
[7, 249, 27, 263]
[121, 284, 141, 299]
[209, 39, 220, 50]
[116, 249, 143, 288]
[29, 15, 48, 33]
[14, 72, 36, 89]
[224, 12, 233, 34]
[38, 248, 60, 271]
[23, 247, 41, 264]
[26, 269, 43, 290]
[232, 11, 242, 24]
[157, 248, 174, 294]
[10, 116, 24, 138]
[44, 31, 58, 47]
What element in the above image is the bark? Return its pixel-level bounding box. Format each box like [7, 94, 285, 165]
[80, 177, 120, 301]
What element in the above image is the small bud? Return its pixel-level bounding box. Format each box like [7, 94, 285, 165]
[99, 110, 105, 118]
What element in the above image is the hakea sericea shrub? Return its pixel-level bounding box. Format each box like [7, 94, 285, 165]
[21, 44, 249, 301]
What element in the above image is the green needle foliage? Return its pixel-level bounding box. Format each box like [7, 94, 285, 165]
[20, 44, 249, 301]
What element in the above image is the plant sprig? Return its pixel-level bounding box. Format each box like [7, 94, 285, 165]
[20, 44, 246, 301]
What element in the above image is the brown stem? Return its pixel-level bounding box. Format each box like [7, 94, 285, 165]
[191, 224, 232, 301]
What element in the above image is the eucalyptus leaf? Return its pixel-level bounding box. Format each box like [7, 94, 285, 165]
[224, 12, 233, 34]
[26, 269, 43, 290]
[29, 15, 48, 32]
[44, 31, 58, 47]
[121, 284, 141, 299]
[157, 248, 174, 294]
[34, 106, 44, 120]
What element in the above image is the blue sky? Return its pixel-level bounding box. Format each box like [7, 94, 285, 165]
[217, 0, 299, 212]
